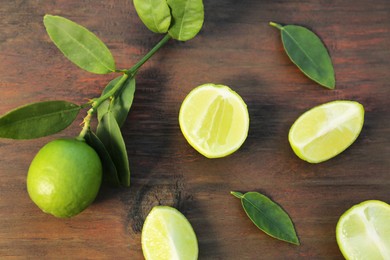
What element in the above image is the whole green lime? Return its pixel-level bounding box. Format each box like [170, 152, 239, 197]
[27, 138, 102, 218]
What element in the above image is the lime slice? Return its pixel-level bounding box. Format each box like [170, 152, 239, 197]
[179, 83, 249, 158]
[288, 100, 364, 163]
[336, 200, 390, 259]
[141, 206, 198, 260]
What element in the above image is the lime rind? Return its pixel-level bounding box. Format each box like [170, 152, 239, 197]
[27, 138, 102, 218]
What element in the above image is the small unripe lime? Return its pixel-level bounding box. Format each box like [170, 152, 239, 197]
[27, 138, 102, 218]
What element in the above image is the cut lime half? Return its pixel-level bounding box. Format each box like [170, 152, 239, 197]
[336, 200, 390, 259]
[141, 206, 198, 260]
[179, 83, 249, 158]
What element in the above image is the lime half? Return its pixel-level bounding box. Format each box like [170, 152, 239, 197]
[288, 100, 364, 163]
[142, 206, 198, 260]
[179, 83, 249, 158]
[336, 200, 390, 259]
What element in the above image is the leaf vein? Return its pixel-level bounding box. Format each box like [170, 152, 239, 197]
[282, 28, 319, 70]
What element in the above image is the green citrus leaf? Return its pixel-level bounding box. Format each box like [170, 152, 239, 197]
[133, 0, 171, 34]
[231, 191, 300, 245]
[0, 101, 80, 140]
[44, 15, 115, 74]
[97, 76, 136, 127]
[84, 130, 120, 187]
[167, 0, 204, 41]
[270, 22, 335, 89]
[97, 112, 130, 187]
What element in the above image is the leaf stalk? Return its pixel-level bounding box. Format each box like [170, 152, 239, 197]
[231, 191, 244, 199]
[78, 34, 171, 139]
[126, 34, 171, 76]
[77, 73, 128, 139]
[269, 21, 283, 30]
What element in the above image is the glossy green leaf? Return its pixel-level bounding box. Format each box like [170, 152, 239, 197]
[231, 191, 300, 245]
[133, 0, 171, 33]
[85, 130, 120, 187]
[44, 15, 115, 74]
[97, 76, 136, 127]
[167, 0, 204, 41]
[270, 22, 335, 89]
[0, 101, 80, 140]
[97, 112, 130, 187]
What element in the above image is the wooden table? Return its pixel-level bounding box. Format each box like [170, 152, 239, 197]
[1, 0, 389, 259]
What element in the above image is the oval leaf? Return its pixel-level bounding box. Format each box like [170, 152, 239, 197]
[0, 101, 80, 139]
[133, 0, 172, 33]
[44, 15, 116, 74]
[167, 0, 204, 41]
[85, 130, 120, 187]
[270, 22, 335, 89]
[231, 191, 300, 245]
[97, 76, 136, 127]
[97, 112, 130, 187]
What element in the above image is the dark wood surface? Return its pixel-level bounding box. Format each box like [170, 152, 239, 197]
[1, 0, 389, 259]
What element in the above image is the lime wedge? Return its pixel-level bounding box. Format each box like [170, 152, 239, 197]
[336, 200, 390, 259]
[141, 206, 198, 260]
[179, 83, 249, 158]
[288, 100, 364, 163]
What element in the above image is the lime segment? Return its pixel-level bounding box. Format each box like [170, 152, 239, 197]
[142, 206, 198, 260]
[336, 200, 390, 259]
[179, 83, 249, 158]
[288, 100, 364, 163]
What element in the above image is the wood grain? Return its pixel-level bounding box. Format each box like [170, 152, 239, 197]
[1, 0, 389, 259]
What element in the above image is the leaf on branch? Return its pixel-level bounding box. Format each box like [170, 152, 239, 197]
[44, 15, 116, 74]
[133, 0, 172, 33]
[97, 112, 130, 187]
[0, 101, 81, 139]
[85, 130, 121, 187]
[97, 75, 136, 127]
[167, 0, 204, 41]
